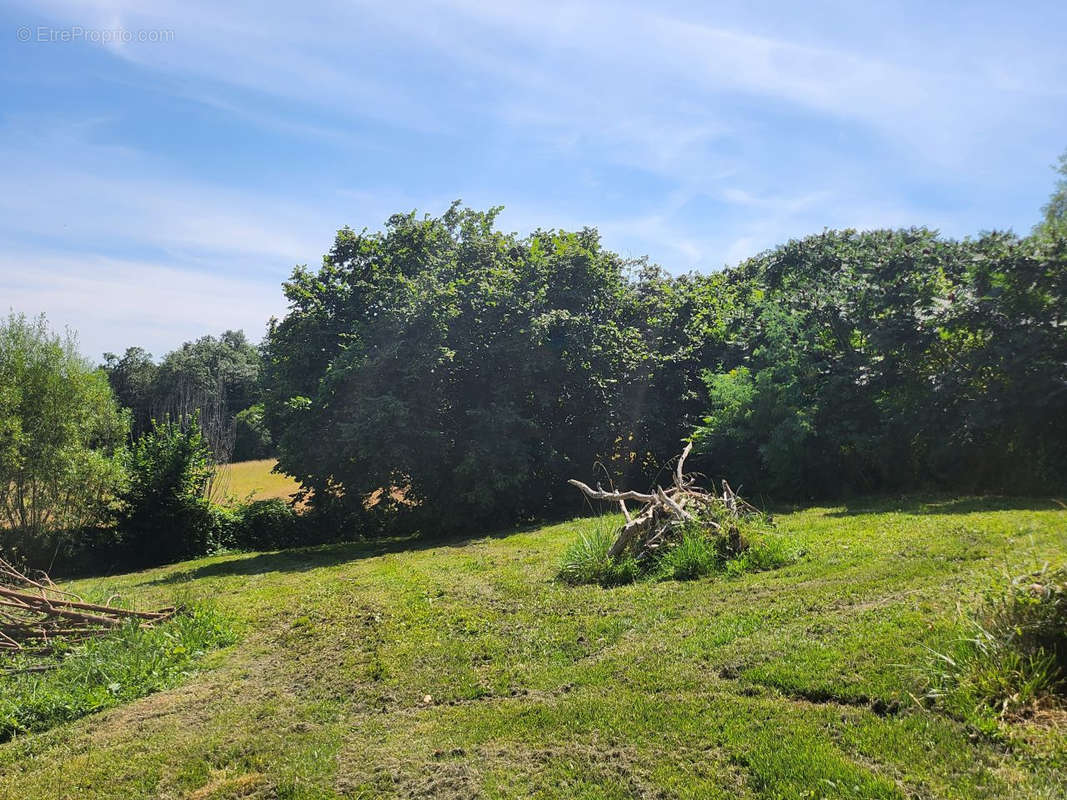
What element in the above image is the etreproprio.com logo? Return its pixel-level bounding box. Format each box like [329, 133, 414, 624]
[16, 25, 175, 44]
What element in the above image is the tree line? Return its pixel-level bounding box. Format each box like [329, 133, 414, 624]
[2, 152, 1064, 570]
[102, 331, 272, 462]
[263, 169, 1066, 534]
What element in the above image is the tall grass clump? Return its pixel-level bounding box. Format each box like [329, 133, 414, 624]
[656, 527, 719, 581]
[558, 527, 639, 587]
[0, 604, 235, 740]
[722, 533, 797, 577]
[921, 564, 1067, 733]
[559, 512, 796, 587]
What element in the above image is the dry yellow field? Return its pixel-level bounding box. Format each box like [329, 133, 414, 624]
[212, 459, 301, 505]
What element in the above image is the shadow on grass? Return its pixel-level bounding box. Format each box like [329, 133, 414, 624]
[823, 495, 1065, 518]
[145, 519, 553, 585]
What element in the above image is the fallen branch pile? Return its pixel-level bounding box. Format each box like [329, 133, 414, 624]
[0, 558, 174, 657]
[568, 444, 761, 561]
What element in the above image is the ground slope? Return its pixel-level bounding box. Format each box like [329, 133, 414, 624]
[1, 498, 1064, 799]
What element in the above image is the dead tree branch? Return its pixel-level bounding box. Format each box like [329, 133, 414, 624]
[569, 446, 762, 562]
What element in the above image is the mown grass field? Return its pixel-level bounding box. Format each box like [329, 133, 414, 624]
[213, 459, 301, 505]
[1, 498, 1065, 799]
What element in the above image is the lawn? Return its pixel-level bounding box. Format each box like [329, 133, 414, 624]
[0, 497, 1064, 798]
[212, 459, 302, 505]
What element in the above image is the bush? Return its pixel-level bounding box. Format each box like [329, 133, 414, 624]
[922, 565, 1067, 733]
[229, 499, 301, 551]
[117, 415, 218, 567]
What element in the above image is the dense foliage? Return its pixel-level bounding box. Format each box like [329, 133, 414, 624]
[264, 166, 1066, 531]
[0, 314, 128, 560]
[693, 226, 1067, 497]
[263, 204, 720, 532]
[102, 330, 264, 461]
[114, 416, 220, 567]
[6, 155, 1066, 567]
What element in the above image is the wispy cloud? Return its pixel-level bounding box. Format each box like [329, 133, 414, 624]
[3, 0, 1065, 354]
[1, 250, 287, 359]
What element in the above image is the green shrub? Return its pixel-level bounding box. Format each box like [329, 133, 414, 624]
[117, 414, 217, 567]
[0, 604, 234, 740]
[230, 498, 301, 551]
[208, 504, 240, 550]
[922, 565, 1067, 733]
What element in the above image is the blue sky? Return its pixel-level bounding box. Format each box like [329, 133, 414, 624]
[2, 1, 1065, 359]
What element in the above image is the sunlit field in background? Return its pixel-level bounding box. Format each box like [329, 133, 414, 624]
[212, 459, 300, 505]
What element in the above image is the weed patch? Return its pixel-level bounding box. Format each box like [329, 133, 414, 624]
[656, 527, 720, 580]
[557, 527, 639, 586]
[0, 604, 235, 740]
[920, 564, 1067, 734]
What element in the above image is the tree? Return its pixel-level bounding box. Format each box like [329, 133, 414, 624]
[101, 346, 158, 437]
[1035, 149, 1067, 240]
[263, 204, 708, 532]
[153, 330, 262, 461]
[102, 330, 264, 461]
[692, 222, 1067, 496]
[0, 314, 128, 559]
[232, 403, 274, 461]
[116, 414, 217, 567]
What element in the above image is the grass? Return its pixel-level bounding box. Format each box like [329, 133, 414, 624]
[0, 605, 234, 740]
[0, 497, 1064, 798]
[212, 459, 301, 505]
[920, 564, 1067, 734]
[559, 514, 796, 585]
[656, 527, 721, 580]
[557, 526, 639, 586]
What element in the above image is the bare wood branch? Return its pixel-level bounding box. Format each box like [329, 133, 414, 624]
[675, 442, 693, 490]
[607, 511, 655, 559]
[569, 447, 759, 565]
[657, 487, 695, 521]
[567, 479, 656, 504]
[0, 562, 175, 659]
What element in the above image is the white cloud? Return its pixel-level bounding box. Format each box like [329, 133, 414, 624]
[1, 250, 287, 358]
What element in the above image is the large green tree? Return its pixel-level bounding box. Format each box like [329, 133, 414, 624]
[264, 204, 719, 532]
[101, 346, 157, 436]
[0, 314, 128, 558]
[1035, 149, 1067, 239]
